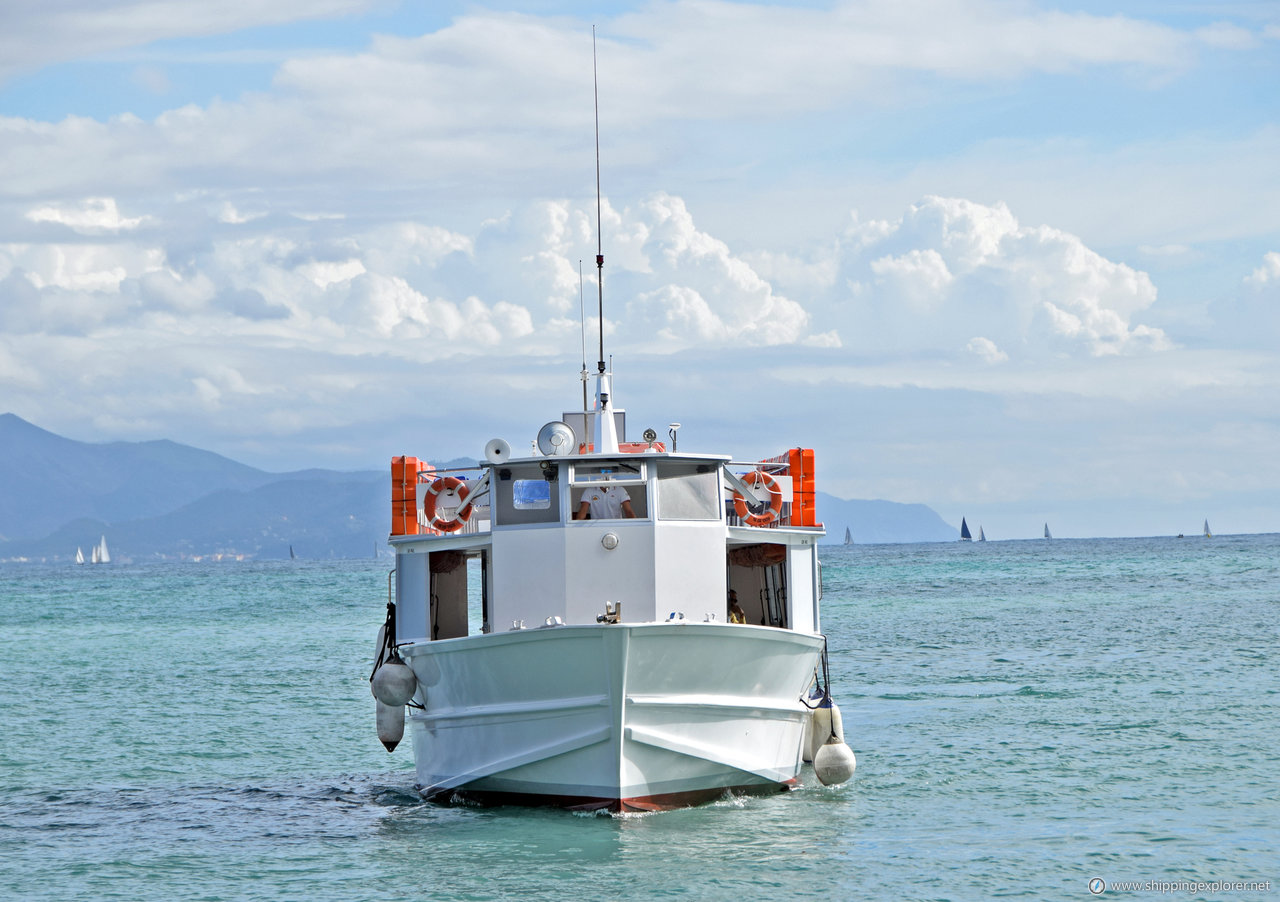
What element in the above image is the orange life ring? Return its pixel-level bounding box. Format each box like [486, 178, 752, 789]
[733, 469, 783, 527]
[423, 476, 472, 532]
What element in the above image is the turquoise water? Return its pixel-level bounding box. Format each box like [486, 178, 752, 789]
[2, 536, 1277, 900]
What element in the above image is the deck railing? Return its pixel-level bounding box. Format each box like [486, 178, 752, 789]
[725, 447, 820, 530]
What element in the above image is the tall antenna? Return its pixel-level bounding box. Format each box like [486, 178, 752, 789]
[579, 259, 588, 410]
[593, 25, 605, 375]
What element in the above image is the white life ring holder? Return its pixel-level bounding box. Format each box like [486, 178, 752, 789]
[733, 469, 783, 527]
[423, 476, 472, 533]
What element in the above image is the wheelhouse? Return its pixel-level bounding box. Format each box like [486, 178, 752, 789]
[389, 447, 824, 647]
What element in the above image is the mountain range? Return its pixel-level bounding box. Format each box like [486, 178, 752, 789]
[0, 413, 956, 562]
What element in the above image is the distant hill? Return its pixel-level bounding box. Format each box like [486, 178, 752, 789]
[0, 413, 957, 560]
[815, 493, 957, 544]
[11, 472, 389, 562]
[0, 413, 277, 542]
[0, 413, 421, 561]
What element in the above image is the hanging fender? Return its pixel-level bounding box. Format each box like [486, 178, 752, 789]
[423, 476, 473, 533]
[733, 469, 783, 527]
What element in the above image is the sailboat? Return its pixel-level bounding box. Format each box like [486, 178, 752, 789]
[843, 527, 852, 545]
[88, 535, 112, 564]
[290, 545, 296, 560]
[959, 517, 972, 541]
[1043, 523, 1052, 539]
[1204, 519, 1212, 538]
[75, 547, 85, 564]
[977, 526, 986, 542]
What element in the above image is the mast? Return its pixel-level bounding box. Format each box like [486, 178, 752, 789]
[593, 25, 605, 378]
[579, 259, 588, 411]
[589, 25, 618, 454]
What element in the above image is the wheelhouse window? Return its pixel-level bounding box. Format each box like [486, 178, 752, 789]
[493, 466, 560, 525]
[655, 465, 721, 521]
[569, 461, 648, 520]
[513, 479, 551, 510]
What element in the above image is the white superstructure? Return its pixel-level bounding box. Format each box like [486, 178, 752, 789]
[372, 391, 855, 812]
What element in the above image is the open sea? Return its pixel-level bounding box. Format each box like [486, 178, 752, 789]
[2, 535, 1277, 901]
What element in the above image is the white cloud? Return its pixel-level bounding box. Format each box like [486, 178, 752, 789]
[1245, 251, 1280, 286]
[1, 239, 163, 295]
[628, 193, 812, 348]
[870, 248, 953, 309]
[217, 201, 265, 225]
[26, 197, 145, 233]
[298, 259, 366, 289]
[0, 1, 381, 85]
[0, 2, 1242, 206]
[822, 196, 1169, 358]
[967, 336, 1008, 364]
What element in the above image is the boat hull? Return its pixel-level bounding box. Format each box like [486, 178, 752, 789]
[399, 622, 825, 811]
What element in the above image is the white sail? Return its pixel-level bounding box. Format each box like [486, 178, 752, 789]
[1203, 519, 1212, 538]
[75, 547, 85, 564]
[1044, 523, 1052, 539]
[978, 526, 986, 542]
[97, 535, 110, 563]
[844, 527, 852, 545]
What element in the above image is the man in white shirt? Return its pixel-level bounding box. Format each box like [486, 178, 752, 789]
[573, 483, 636, 520]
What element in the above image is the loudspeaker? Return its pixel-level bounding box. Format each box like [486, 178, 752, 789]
[484, 438, 512, 464]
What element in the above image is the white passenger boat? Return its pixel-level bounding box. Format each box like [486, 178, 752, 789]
[367, 35, 851, 812]
[370, 372, 855, 812]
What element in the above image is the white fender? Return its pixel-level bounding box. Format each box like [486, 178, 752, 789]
[376, 699, 404, 752]
[807, 698, 834, 762]
[814, 737, 856, 786]
[372, 624, 413, 750]
[372, 661, 418, 707]
[371, 625, 389, 696]
[829, 701, 845, 744]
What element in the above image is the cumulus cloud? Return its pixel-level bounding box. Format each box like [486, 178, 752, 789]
[869, 248, 953, 309]
[823, 196, 1169, 358]
[0, 190, 833, 430]
[1245, 251, 1280, 286]
[623, 194, 811, 349]
[0, 179, 857, 475]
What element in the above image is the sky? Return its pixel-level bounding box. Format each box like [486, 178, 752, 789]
[1, 0, 1278, 539]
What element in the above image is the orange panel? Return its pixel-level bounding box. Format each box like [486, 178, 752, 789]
[390, 456, 420, 535]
